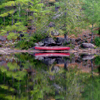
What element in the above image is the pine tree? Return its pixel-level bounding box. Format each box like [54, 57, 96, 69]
[82, 0, 100, 42]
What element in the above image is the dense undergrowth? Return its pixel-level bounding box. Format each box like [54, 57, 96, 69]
[15, 33, 47, 49]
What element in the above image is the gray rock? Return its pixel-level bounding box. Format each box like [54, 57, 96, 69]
[34, 43, 39, 46]
[0, 36, 6, 41]
[51, 30, 59, 36]
[38, 42, 44, 46]
[81, 43, 96, 48]
[56, 37, 65, 45]
[42, 37, 56, 46]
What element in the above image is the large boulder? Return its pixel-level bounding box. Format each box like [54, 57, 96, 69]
[42, 37, 56, 46]
[55, 37, 65, 46]
[56, 36, 70, 46]
[81, 43, 96, 48]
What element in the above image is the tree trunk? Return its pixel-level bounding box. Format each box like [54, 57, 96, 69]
[91, 24, 94, 43]
[64, 33, 68, 42]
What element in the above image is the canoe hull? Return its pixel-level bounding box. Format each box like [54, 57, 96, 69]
[34, 46, 70, 50]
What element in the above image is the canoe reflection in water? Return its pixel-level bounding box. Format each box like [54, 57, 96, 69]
[34, 53, 99, 75]
[34, 53, 70, 71]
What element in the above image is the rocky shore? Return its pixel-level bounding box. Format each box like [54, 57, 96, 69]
[0, 47, 100, 55]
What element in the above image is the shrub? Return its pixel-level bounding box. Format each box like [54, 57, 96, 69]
[94, 37, 100, 47]
[15, 33, 48, 49]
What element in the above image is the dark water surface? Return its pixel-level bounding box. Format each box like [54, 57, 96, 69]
[0, 53, 100, 100]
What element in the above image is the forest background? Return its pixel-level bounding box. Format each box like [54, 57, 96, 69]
[0, 0, 100, 49]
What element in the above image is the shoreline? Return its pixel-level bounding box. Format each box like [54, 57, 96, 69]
[0, 48, 100, 54]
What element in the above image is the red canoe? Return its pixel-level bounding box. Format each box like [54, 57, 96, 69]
[35, 53, 70, 57]
[34, 46, 70, 50]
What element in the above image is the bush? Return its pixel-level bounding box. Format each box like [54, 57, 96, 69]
[94, 37, 100, 47]
[15, 33, 48, 49]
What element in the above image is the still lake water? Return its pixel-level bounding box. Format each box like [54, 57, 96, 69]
[0, 52, 100, 100]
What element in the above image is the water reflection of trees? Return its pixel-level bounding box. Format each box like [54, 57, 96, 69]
[0, 53, 100, 100]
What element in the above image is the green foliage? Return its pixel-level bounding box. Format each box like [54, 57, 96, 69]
[82, 0, 100, 25]
[82, 77, 100, 100]
[7, 32, 18, 40]
[95, 56, 100, 66]
[15, 32, 47, 49]
[94, 37, 100, 47]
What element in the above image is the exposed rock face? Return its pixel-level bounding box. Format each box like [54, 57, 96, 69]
[55, 37, 65, 46]
[81, 43, 96, 48]
[42, 37, 56, 46]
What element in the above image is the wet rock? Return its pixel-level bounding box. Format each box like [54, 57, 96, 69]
[48, 22, 55, 27]
[81, 43, 96, 48]
[51, 30, 59, 36]
[0, 36, 6, 41]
